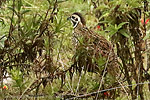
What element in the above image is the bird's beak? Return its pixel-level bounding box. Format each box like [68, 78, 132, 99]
[67, 16, 71, 20]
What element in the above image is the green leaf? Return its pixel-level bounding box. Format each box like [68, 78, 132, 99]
[21, 10, 31, 15]
[96, 55, 106, 67]
[119, 29, 130, 38]
[109, 30, 118, 36]
[106, 24, 118, 36]
[18, 0, 23, 11]
[57, 0, 68, 3]
[7, 7, 18, 16]
[99, 12, 109, 20]
[121, 32, 130, 38]
[117, 22, 128, 29]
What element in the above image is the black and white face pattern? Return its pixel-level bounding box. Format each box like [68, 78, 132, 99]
[70, 14, 81, 28]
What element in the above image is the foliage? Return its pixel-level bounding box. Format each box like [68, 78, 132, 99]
[10, 68, 27, 95]
[0, 0, 150, 100]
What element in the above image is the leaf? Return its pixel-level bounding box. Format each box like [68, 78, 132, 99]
[21, 10, 31, 15]
[96, 55, 106, 67]
[106, 24, 118, 36]
[121, 32, 130, 38]
[119, 29, 130, 38]
[117, 22, 128, 29]
[24, 0, 37, 7]
[57, 0, 68, 3]
[109, 30, 118, 36]
[99, 12, 109, 20]
[7, 7, 18, 16]
[98, 20, 109, 24]
[18, 0, 23, 11]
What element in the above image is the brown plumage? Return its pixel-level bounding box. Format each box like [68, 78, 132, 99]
[68, 12, 119, 75]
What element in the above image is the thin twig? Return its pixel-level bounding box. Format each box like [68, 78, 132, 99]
[8, 0, 15, 38]
[137, 62, 141, 99]
[95, 47, 112, 100]
[18, 78, 38, 100]
[117, 80, 130, 100]
[75, 67, 83, 94]
[59, 55, 74, 93]
[65, 82, 150, 100]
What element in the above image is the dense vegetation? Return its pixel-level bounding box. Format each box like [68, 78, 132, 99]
[0, 0, 150, 99]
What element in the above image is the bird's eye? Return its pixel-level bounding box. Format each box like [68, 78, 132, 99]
[75, 18, 78, 21]
[71, 16, 75, 19]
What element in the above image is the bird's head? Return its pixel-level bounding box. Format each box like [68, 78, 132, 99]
[67, 12, 86, 29]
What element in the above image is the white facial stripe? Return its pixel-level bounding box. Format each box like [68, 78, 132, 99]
[71, 15, 81, 28]
[73, 21, 78, 28]
[71, 18, 76, 22]
[72, 15, 81, 22]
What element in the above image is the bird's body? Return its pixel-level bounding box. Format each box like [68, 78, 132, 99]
[68, 12, 119, 75]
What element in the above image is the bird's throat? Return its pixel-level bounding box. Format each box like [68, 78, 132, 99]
[73, 21, 78, 29]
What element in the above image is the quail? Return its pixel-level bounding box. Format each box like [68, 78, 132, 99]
[67, 12, 119, 75]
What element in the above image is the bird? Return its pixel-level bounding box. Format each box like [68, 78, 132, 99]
[67, 12, 120, 76]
